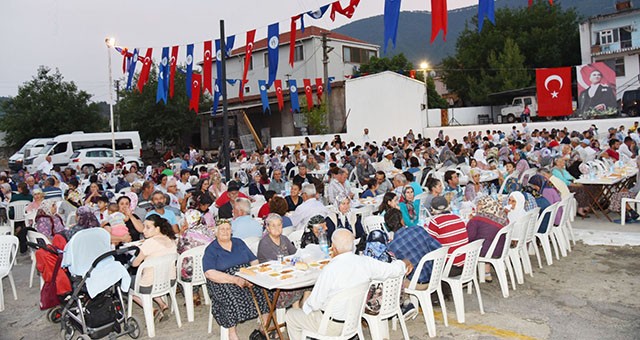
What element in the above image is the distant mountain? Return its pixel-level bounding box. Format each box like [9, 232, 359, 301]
[335, 0, 616, 66]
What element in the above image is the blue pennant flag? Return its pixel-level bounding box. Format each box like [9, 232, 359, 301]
[258, 80, 270, 114]
[478, 0, 495, 32]
[186, 44, 194, 99]
[215, 39, 222, 81]
[326, 77, 335, 95]
[303, 4, 330, 32]
[225, 35, 235, 57]
[156, 47, 170, 103]
[227, 79, 240, 85]
[383, 0, 402, 54]
[212, 79, 221, 115]
[289, 79, 300, 113]
[267, 23, 279, 87]
[125, 48, 138, 91]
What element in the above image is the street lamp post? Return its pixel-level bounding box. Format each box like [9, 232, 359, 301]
[420, 62, 429, 128]
[105, 37, 117, 172]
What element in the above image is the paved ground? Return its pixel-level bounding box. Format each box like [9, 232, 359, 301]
[2, 217, 640, 340]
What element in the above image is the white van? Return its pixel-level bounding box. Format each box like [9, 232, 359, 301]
[9, 138, 51, 171]
[24, 131, 142, 173]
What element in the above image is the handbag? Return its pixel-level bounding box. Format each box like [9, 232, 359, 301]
[625, 208, 639, 224]
[249, 329, 267, 340]
[40, 255, 62, 310]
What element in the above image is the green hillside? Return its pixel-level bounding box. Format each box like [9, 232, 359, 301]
[334, 0, 616, 66]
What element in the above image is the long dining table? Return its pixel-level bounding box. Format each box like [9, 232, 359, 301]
[574, 166, 638, 222]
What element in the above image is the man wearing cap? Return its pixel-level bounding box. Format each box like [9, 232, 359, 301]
[376, 149, 395, 172]
[426, 196, 468, 273]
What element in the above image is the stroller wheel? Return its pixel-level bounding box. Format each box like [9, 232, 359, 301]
[48, 307, 63, 323]
[59, 325, 74, 340]
[126, 317, 141, 339]
[77, 335, 91, 340]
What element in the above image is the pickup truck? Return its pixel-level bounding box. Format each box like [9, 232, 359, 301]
[498, 96, 537, 123]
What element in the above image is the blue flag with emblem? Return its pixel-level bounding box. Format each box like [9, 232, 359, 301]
[267, 23, 279, 87]
[478, 0, 495, 32]
[289, 79, 300, 113]
[211, 79, 221, 115]
[258, 80, 270, 114]
[126, 48, 138, 91]
[383, 0, 402, 54]
[156, 47, 170, 103]
[186, 44, 194, 99]
[326, 77, 335, 95]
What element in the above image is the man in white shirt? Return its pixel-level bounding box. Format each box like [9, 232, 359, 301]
[285, 229, 411, 340]
[362, 128, 370, 144]
[325, 168, 352, 205]
[176, 169, 192, 195]
[375, 149, 395, 172]
[618, 136, 634, 160]
[37, 156, 53, 174]
[575, 139, 596, 163]
[230, 198, 263, 239]
[290, 183, 329, 230]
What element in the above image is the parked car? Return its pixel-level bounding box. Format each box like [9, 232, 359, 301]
[621, 89, 640, 116]
[69, 148, 143, 174]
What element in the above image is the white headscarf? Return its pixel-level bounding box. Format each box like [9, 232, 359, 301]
[508, 191, 526, 223]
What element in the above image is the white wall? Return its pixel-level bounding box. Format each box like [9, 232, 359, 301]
[271, 133, 347, 149]
[344, 71, 425, 144]
[426, 106, 493, 128]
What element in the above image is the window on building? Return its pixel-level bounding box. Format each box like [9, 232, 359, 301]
[620, 26, 633, 48]
[245, 56, 253, 70]
[264, 52, 269, 68]
[342, 46, 377, 64]
[615, 57, 625, 77]
[244, 86, 251, 94]
[294, 44, 304, 62]
[599, 29, 614, 45]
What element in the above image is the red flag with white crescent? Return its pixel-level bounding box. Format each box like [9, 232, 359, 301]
[536, 67, 572, 117]
[431, 0, 448, 43]
[189, 73, 202, 113]
[290, 15, 301, 67]
[330, 0, 360, 21]
[303, 78, 313, 111]
[315, 78, 324, 103]
[169, 46, 179, 98]
[203, 41, 213, 94]
[137, 48, 153, 93]
[409, 70, 416, 79]
[274, 79, 284, 110]
[240, 30, 256, 102]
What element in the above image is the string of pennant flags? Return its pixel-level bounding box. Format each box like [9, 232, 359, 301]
[112, 0, 553, 114]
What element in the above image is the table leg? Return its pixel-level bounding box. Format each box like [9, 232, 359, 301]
[262, 288, 284, 340]
[581, 184, 609, 221]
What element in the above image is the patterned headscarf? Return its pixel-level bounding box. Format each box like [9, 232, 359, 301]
[363, 230, 394, 263]
[75, 206, 100, 228]
[476, 196, 508, 226]
[401, 185, 416, 220]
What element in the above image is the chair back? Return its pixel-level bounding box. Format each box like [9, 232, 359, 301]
[556, 195, 572, 227]
[288, 229, 304, 248]
[26, 230, 52, 247]
[8, 201, 28, 223]
[421, 170, 435, 187]
[243, 236, 261, 256]
[363, 215, 386, 234]
[535, 202, 560, 236]
[288, 166, 299, 180]
[521, 208, 540, 244]
[135, 253, 178, 295]
[318, 282, 369, 337]
[519, 168, 538, 186]
[511, 209, 534, 244]
[483, 224, 513, 261]
[408, 247, 449, 293]
[348, 168, 360, 188]
[443, 239, 484, 283]
[414, 192, 428, 209]
[0, 235, 18, 274]
[371, 273, 405, 319]
[177, 245, 206, 286]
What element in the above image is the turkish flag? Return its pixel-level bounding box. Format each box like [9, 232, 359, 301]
[290, 15, 301, 67]
[315, 78, 324, 103]
[240, 30, 256, 102]
[330, 0, 360, 21]
[536, 67, 572, 117]
[303, 78, 313, 111]
[189, 73, 202, 113]
[203, 41, 213, 94]
[137, 48, 153, 93]
[409, 70, 416, 79]
[169, 46, 179, 98]
[431, 0, 448, 43]
[274, 79, 284, 111]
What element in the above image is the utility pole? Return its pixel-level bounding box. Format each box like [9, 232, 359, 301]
[321, 32, 332, 121]
[114, 80, 120, 131]
[220, 20, 231, 181]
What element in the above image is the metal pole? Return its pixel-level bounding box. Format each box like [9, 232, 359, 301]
[107, 42, 116, 170]
[322, 32, 330, 122]
[115, 79, 120, 131]
[220, 20, 231, 181]
[424, 69, 429, 128]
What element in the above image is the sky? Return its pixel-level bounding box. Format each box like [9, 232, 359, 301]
[0, 0, 478, 103]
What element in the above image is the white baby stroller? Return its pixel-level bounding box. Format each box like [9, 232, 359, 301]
[60, 228, 141, 340]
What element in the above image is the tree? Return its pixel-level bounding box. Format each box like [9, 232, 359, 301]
[0, 66, 107, 149]
[117, 66, 211, 147]
[357, 53, 448, 108]
[442, 1, 581, 105]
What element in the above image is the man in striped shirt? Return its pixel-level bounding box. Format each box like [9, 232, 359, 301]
[426, 196, 468, 273]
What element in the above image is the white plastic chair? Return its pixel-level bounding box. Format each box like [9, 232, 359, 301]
[508, 209, 539, 284]
[288, 166, 299, 180]
[550, 196, 572, 259]
[300, 282, 369, 340]
[127, 253, 182, 338]
[243, 236, 261, 256]
[404, 247, 450, 338]
[477, 224, 515, 298]
[441, 240, 485, 323]
[0, 235, 19, 312]
[363, 215, 386, 234]
[620, 191, 640, 226]
[362, 274, 410, 340]
[26, 231, 51, 288]
[7, 201, 28, 236]
[534, 202, 560, 267]
[288, 229, 304, 249]
[177, 246, 211, 323]
[520, 208, 540, 276]
[348, 168, 360, 188]
[519, 168, 538, 186]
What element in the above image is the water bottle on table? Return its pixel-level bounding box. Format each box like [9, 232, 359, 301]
[318, 228, 330, 258]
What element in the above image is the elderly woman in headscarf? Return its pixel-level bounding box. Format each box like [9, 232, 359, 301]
[498, 142, 511, 164]
[325, 194, 365, 247]
[513, 151, 530, 179]
[63, 205, 101, 240]
[399, 185, 420, 227]
[464, 169, 484, 202]
[466, 196, 509, 282]
[34, 199, 65, 241]
[300, 215, 328, 248]
[507, 192, 527, 224]
[527, 174, 562, 232]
